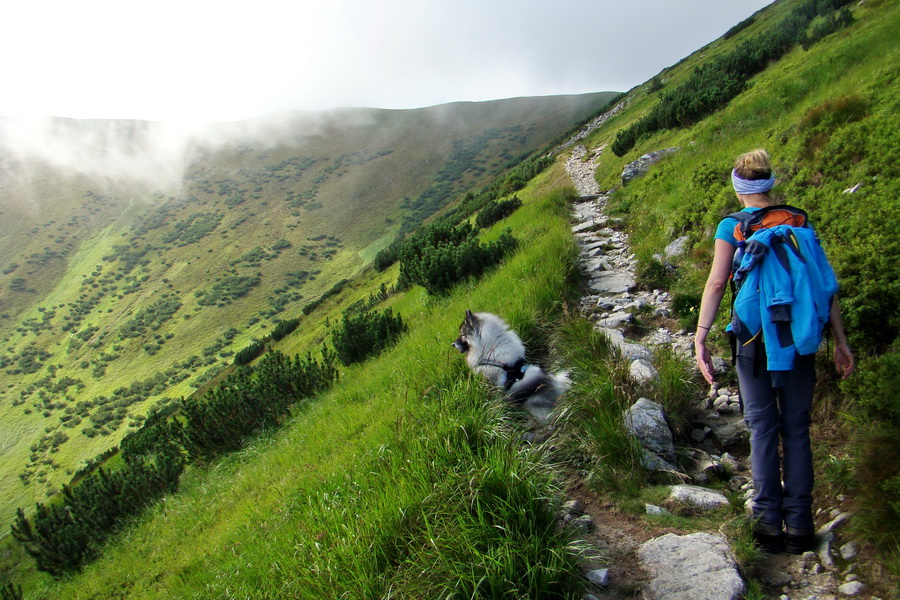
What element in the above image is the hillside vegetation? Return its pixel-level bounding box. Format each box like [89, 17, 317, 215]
[0, 93, 614, 528]
[2, 0, 899, 596]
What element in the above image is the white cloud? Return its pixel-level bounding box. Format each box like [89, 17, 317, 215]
[0, 0, 773, 122]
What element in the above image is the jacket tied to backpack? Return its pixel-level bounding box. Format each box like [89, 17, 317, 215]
[729, 224, 838, 371]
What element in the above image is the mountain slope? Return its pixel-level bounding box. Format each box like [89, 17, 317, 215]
[0, 92, 615, 527]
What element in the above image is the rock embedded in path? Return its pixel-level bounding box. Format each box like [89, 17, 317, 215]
[624, 398, 676, 464]
[629, 358, 658, 383]
[669, 484, 730, 510]
[588, 271, 636, 294]
[638, 532, 745, 600]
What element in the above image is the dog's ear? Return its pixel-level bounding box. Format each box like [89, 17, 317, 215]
[464, 309, 478, 330]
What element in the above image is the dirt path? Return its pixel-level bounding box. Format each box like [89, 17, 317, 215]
[559, 142, 882, 599]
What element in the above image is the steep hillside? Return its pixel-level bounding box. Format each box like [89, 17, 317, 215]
[0, 92, 615, 526]
[2, 0, 898, 596]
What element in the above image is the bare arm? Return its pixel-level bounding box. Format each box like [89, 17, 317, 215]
[694, 238, 736, 384]
[829, 295, 855, 379]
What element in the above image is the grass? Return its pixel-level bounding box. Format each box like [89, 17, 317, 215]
[4, 0, 900, 595]
[9, 164, 590, 598]
[0, 94, 613, 531]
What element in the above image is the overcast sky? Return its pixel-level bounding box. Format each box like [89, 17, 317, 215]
[2, 0, 774, 123]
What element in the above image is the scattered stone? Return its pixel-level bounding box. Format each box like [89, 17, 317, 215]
[837, 581, 866, 596]
[669, 484, 730, 511]
[586, 568, 610, 587]
[720, 453, 745, 472]
[569, 514, 593, 532]
[562, 499, 584, 515]
[839, 541, 858, 560]
[638, 532, 745, 600]
[818, 512, 851, 536]
[629, 358, 659, 383]
[691, 426, 711, 443]
[664, 235, 690, 258]
[646, 504, 670, 516]
[624, 398, 676, 463]
[818, 531, 837, 570]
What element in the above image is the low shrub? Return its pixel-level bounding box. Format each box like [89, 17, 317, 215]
[332, 309, 407, 366]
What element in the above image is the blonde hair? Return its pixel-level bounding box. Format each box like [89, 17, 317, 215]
[734, 149, 772, 180]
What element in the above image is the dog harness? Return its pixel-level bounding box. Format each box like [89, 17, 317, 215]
[478, 358, 529, 390]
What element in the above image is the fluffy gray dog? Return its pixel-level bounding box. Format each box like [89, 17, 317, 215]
[452, 310, 569, 421]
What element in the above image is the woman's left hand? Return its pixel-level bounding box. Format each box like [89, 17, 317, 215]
[834, 342, 854, 379]
[695, 337, 716, 385]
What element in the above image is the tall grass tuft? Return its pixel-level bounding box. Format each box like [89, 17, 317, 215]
[552, 317, 645, 495]
[649, 346, 698, 438]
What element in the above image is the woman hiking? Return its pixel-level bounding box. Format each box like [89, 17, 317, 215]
[693, 149, 854, 554]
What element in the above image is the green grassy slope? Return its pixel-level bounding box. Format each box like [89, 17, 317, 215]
[0, 93, 615, 529]
[579, 0, 899, 579]
[12, 163, 585, 599]
[3, 0, 899, 595]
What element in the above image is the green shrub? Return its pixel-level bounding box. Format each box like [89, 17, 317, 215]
[270, 318, 300, 342]
[332, 309, 407, 366]
[840, 342, 900, 423]
[671, 291, 702, 330]
[475, 195, 523, 229]
[234, 341, 266, 366]
[399, 222, 518, 295]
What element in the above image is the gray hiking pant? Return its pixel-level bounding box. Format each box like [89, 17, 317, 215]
[737, 345, 816, 531]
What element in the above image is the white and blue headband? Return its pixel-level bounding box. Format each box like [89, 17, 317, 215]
[731, 169, 775, 195]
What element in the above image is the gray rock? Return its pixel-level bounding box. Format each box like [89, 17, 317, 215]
[621, 147, 680, 185]
[646, 504, 670, 516]
[691, 426, 711, 443]
[638, 532, 745, 600]
[586, 568, 610, 587]
[840, 541, 859, 560]
[588, 271, 636, 294]
[720, 453, 745, 472]
[669, 484, 730, 510]
[624, 398, 676, 463]
[598, 312, 634, 329]
[665, 235, 690, 258]
[569, 514, 593, 532]
[818, 531, 836, 570]
[596, 327, 652, 361]
[837, 581, 866, 595]
[645, 329, 673, 346]
[630, 358, 659, 383]
[707, 418, 749, 448]
[640, 449, 682, 473]
[818, 511, 851, 536]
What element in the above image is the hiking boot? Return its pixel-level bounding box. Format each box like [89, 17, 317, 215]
[785, 527, 816, 554]
[753, 521, 785, 554]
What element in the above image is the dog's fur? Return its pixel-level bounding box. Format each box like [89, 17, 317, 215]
[452, 310, 569, 421]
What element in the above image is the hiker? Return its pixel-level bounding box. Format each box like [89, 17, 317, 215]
[693, 149, 854, 554]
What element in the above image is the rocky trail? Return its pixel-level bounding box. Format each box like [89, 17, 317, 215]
[553, 142, 882, 599]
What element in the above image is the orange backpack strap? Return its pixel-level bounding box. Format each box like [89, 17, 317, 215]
[728, 204, 810, 243]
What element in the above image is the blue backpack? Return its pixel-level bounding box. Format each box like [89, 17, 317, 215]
[727, 205, 838, 372]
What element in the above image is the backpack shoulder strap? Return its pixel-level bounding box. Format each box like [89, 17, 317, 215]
[728, 205, 809, 242]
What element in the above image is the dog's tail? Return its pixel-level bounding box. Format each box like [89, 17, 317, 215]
[551, 370, 571, 392]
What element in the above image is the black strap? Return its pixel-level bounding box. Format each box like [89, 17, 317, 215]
[478, 357, 528, 390]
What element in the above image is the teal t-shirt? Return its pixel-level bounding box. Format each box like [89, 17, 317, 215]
[715, 206, 762, 246]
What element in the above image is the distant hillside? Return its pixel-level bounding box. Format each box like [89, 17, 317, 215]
[3, 0, 899, 597]
[0, 92, 615, 525]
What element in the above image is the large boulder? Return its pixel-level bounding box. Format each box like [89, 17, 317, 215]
[621, 147, 680, 185]
[638, 532, 745, 600]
